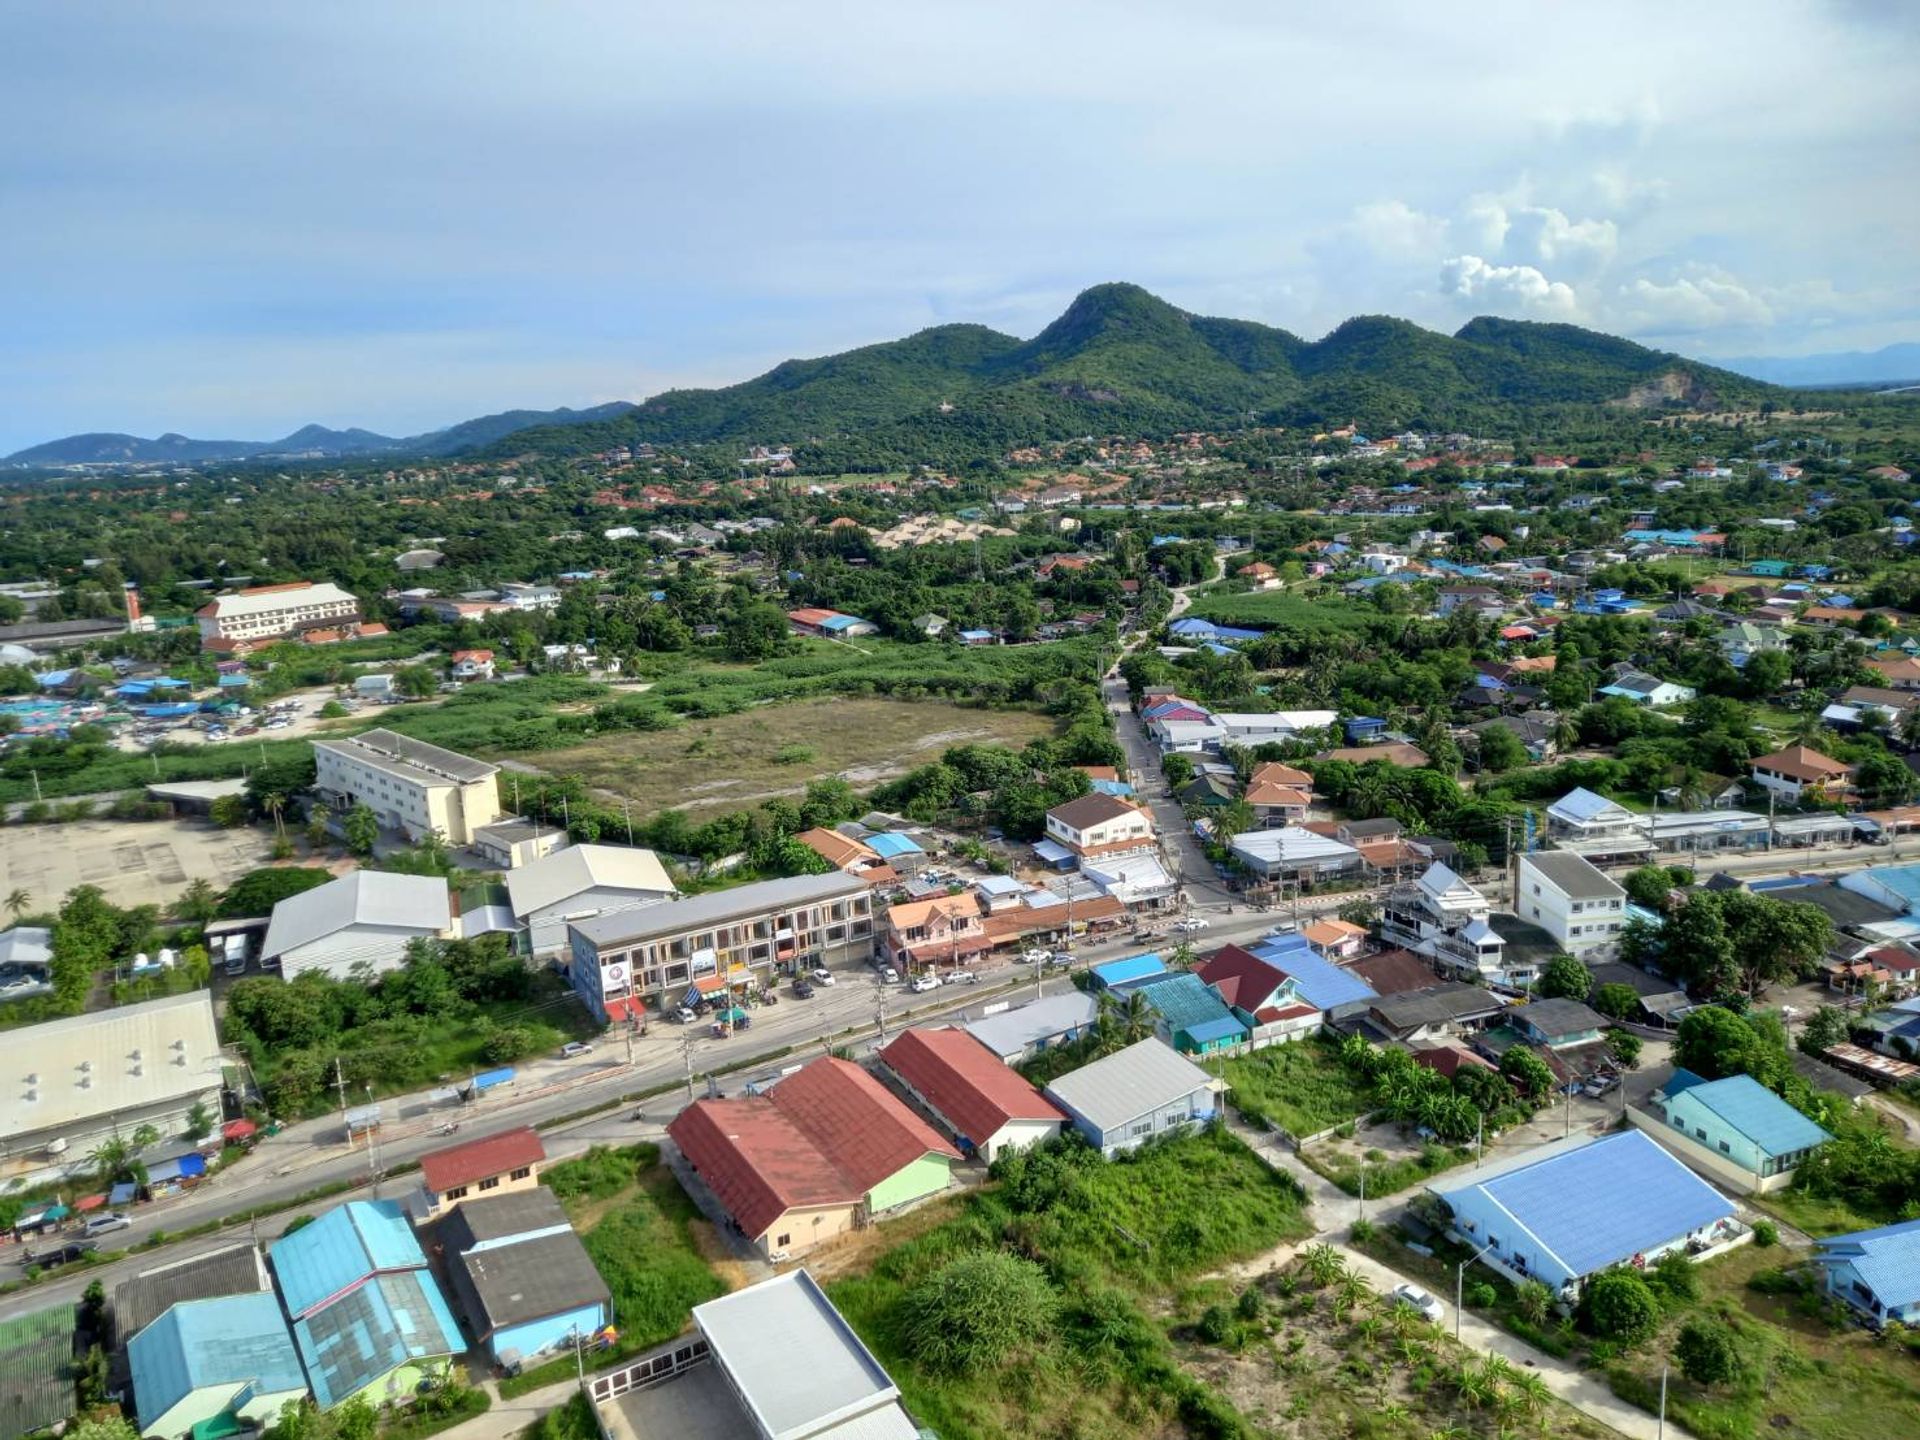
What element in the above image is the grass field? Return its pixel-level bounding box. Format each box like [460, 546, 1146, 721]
[531, 695, 1060, 814]
[1222, 1038, 1374, 1138]
[1184, 588, 1376, 633]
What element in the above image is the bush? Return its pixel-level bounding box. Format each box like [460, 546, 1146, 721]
[1466, 1281, 1498, 1308]
[1674, 1317, 1742, 1386]
[1752, 1220, 1778, 1248]
[899, 1251, 1059, 1375]
[1197, 1302, 1234, 1345]
[1582, 1269, 1662, 1345]
[1647, 1249, 1699, 1305]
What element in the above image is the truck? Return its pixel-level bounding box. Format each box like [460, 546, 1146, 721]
[221, 935, 248, 976]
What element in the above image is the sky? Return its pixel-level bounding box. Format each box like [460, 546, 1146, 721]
[3, 0, 1917, 452]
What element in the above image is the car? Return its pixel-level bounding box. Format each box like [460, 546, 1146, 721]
[792, 979, 815, 999]
[910, 973, 941, 993]
[943, 969, 977, 985]
[675, 1007, 699, 1025]
[560, 1041, 594, 1058]
[1174, 917, 1211, 933]
[876, 965, 900, 983]
[1390, 1283, 1444, 1325]
[24, 1239, 96, 1269]
[1263, 923, 1298, 938]
[82, 1213, 131, 1237]
[1019, 948, 1051, 964]
[810, 968, 835, 986]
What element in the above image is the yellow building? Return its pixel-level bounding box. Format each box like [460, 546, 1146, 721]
[312, 728, 501, 845]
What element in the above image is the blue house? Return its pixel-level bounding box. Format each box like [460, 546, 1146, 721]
[1250, 941, 1377, 1014]
[1168, 617, 1264, 645]
[1640, 1069, 1831, 1193]
[1089, 953, 1167, 991]
[1127, 972, 1249, 1056]
[128, 1293, 308, 1440]
[442, 1189, 611, 1369]
[1344, 716, 1388, 744]
[1814, 1218, 1920, 1327]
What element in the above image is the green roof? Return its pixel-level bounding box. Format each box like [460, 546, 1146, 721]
[0, 1304, 76, 1439]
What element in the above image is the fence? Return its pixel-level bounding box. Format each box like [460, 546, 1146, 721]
[585, 1334, 712, 1407]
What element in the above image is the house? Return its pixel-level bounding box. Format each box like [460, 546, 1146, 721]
[469, 819, 571, 871]
[882, 893, 990, 972]
[450, 648, 496, 680]
[1301, 918, 1367, 960]
[1516, 851, 1627, 954]
[1230, 826, 1362, 883]
[1247, 937, 1380, 1016]
[1596, 670, 1696, 708]
[416, 1126, 546, 1220]
[440, 1189, 611, 1368]
[962, 991, 1100, 1062]
[1127, 971, 1251, 1055]
[1545, 787, 1645, 852]
[0, 992, 222, 1190]
[1510, 998, 1609, 1050]
[1082, 853, 1179, 910]
[1042, 792, 1156, 863]
[1043, 1038, 1220, 1158]
[259, 871, 452, 981]
[312, 729, 502, 846]
[1751, 745, 1855, 804]
[503, 843, 677, 956]
[1381, 862, 1538, 988]
[128, 1293, 307, 1440]
[1813, 1219, 1920, 1327]
[878, 1028, 1067, 1162]
[268, 1200, 463, 1410]
[667, 1057, 961, 1259]
[1237, 561, 1280, 590]
[568, 872, 874, 1024]
[1244, 762, 1314, 827]
[1351, 984, 1506, 1046]
[112, 1242, 274, 1355]
[1633, 1068, 1831, 1194]
[1719, 622, 1788, 667]
[786, 607, 879, 638]
[196, 581, 360, 647]
[1430, 1130, 1740, 1299]
[1195, 945, 1323, 1046]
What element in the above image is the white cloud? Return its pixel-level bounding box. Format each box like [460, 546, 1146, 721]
[1346, 200, 1448, 260]
[1614, 269, 1773, 335]
[1439, 255, 1579, 317]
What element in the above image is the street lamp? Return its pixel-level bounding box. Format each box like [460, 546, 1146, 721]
[1455, 1240, 1496, 1339]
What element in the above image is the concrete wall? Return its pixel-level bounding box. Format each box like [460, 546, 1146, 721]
[492, 1302, 611, 1366]
[755, 1202, 859, 1259]
[338, 1358, 452, 1413]
[982, 1117, 1062, 1165]
[868, 1153, 953, 1213]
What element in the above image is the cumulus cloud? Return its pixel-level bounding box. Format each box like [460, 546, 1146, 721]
[1614, 268, 1774, 335]
[1439, 255, 1579, 317]
[1346, 199, 1448, 260]
[1456, 197, 1617, 273]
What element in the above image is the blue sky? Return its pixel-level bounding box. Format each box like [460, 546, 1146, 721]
[3, 0, 1916, 451]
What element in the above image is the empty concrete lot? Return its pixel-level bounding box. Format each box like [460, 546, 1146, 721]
[0, 818, 277, 910]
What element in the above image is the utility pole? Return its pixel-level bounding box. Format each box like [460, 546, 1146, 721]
[333, 1057, 349, 1137]
[364, 1085, 382, 1197]
[681, 1034, 694, 1103]
[1657, 1363, 1669, 1440]
[623, 799, 634, 847]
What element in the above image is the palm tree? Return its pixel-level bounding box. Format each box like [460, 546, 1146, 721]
[1119, 991, 1156, 1044]
[1504, 1370, 1553, 1419]
[4, 888, 28, 922]
[86, 1135, 133, 1188]
[1301, 1243, 1346, 1288]
[262, 791, 288, 840]
[1332, 1275, 1369, 1317]
[1550, 711, 1581, 756]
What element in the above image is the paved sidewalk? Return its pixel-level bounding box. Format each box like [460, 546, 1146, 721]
[439, 1377, 581, 1440]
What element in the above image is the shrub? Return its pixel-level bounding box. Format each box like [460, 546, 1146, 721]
[899, 1251, 1059, 1375]
[1752, 1220, 1778, 1248]
[1582, 1269, 1661, 1345]
[1674, 1317, 1742, 1386]
[1647, 1250, 1699, 1304]
[1466, 1281, 1498, 1308]
[1513, 1280, 1554, 1325]
[1197, 1303, 1234, 1345]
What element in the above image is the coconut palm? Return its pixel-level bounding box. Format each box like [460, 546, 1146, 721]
[1301, 1243, 1347, 1288]
[1451, 1362, 1497, 1410]
[1504, 1370, 1554, 1418]
[4, 888, 28, 922]
[1119, 991, 1156, 1045]
[1332, 1275, 1370, 1317]
[1551, 711, 1581, 755]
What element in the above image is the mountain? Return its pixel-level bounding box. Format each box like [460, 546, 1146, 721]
[1715, 343, 1920, 388]
[4, 400, 639, 467]
[493, 282, 1784, 462]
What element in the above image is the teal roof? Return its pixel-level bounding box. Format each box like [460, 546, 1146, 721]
[291, 1269, 461, 1409]
[1133, 972, 1245, 1042]
[1663, 1069, 1832, 1158]
[130, 1294, 305, 1429]
[269, 1200, 426, 1318]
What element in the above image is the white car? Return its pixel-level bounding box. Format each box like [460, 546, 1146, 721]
[1390, 1283, 1444, 1324]
[944, 970, 978, 985]
[910, 973, 941, 993]
[1174, 917, 1211, 933]
[1019, 948, 1051, 964]
[810, 968, 836, 986]
[876, 965, 900, 983]
[560, 1041, 594, 1058]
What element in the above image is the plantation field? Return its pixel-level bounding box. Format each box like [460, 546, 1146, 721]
[1184, 588, 1374, 633]
[531, 695, 1060, 814]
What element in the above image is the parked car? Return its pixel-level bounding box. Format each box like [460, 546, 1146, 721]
[792, 979, 815, 999]
[1019, 948, 1051, 964]
[875, 964, 900, 983]
[943, 970, 977, 985]
[674, 1006, 699, 1025]
[560, 1041, 594, 1058]
[910, 973, 941, 993]
[23, 1239, 96, 1269]
[1174, 916, 1210, 933]
[82, 1213, 131, 1237]
[1390, 1283, 1444, 1324]
[809, 968, 836, 986]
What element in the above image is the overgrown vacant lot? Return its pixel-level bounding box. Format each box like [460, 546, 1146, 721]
[531, 695, 1059, 814]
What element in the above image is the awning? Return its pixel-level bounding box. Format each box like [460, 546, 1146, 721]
[109, 1182, 137, 1205]
[145, 1154, 208, 1185]
[222, 1119, 258, 1141]
[40, 1204, 70, 1222]
[605, 996, 642, 1023]
[74, 1194, 107, 1212]
[691, 974, 728, 995]
[1032, 839, 1075, 864]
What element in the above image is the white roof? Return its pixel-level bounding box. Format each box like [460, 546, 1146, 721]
[1213, 711, 1337, 732]
[503, 844, 676, 920]
[1416, 862, 1483, 908]
[0, 925, 53, 967]
[964, 992, 1100, 1059]
[1231, 827, 1361, 865]
[1, 992, 221, 1138]
[261, 871, 451, 960]
[202, 581, 356, 618]
[1548, 787, 1635, 825]
[1082, 854, 1176, 898]
[1044, 1038, 1215, 1133]
[1155, 719, 1227, 744]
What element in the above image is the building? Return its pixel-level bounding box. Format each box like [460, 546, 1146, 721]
[1244, 762, 1314, 827]
[568, 872, 874, 1024]
[259, 871, 453, 981]
[440, 1189, 611, 1369]
[1595, 671, 1695, 708]
[878, 1028, 1067, 1162]
[1249, 936, 1380, 1016]
[1429, 1130, 1740, 1299]
[267, 1200, 463, 1411]
[0, 992, 222, 1189]
[469, 819, 571, 871]
[417, 1126, 546, 1219]
[1043, 1038, 1220, 1158]
[793, 827, 895, 883]
[311, 729, 502, 847]
[1128, 971, 1250, 1055]
[1633, 1068, 1832, 1194]
[196, 581, 360, 647]
[1381, 862, 1543, 987]
[961, 991, 1100, 1063]
[1354, 985, 1507, 1046]
[881, 892, 989, 972]
[129, 1293, 307, 1440]
[1545, 788, 1648, 853]
[113, 1242, 273, 1354]
[1813, 1219, 1920, 1327]
[450, 648, 495, 680]
[1515, 850, 1627, 955]
[1041, 792, 1156, 863]
[0, 1306, 79, 1440]
[1300, 918, 1366, 960]
[1751, 745, 1855, 805]
[786, 608, 879, 638]
[669, 1058, 960, 1260]
[1509, 998, 1609, 1051]
[503, 843, 676, 956]
[1230, 827, 1363, 883]
[1195, 945, 1323, 1047]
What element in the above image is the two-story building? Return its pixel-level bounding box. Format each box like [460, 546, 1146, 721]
[1041, 792, 1156, 864]
[1633, 1068, 1831, 1194]
[416, 1126, 547, 1219]
[1516, 850, 1627, 955]
[882, 893, 990, 973]
[1751, 745, 1855, 805]
[1545, 788, 1653, 865]
[1243, 762, 1314, 827]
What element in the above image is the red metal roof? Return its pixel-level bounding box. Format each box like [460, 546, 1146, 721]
[666, 1099, 862, 1240]
[878, 1029, 1065, 1148]
[771, 1058, 960, 1189]
[1196, 944, 1292, 1013]
[418, 1126, 545, 1195]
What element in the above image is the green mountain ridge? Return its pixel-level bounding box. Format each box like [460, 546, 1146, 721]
[495, 282, 1782, 463]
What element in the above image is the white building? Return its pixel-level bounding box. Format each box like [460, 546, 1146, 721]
[1213, 710, 1340, 746]
[1041, 793, 1156, 862]
[312, 729, 502, 847]
[1231, 826, 1363, 883]
[504, 844, 678, 956]
[260, 872, 453, 981]
[0, 992, 223, 1189]
[195, 581, 360, 646]
[1380, 863, 1539, 988]
[1516, 850, 1627, 955]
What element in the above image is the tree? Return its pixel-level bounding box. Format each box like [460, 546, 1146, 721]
[68, 1417, 140, 1440]
[1476, 724, 1528, 774]
[722, 601, 791, 662]
[1606, 1029, 1643, 1068]
[898, 1251, 1059, 1374]
[209, 794, 250, 829]
[1857, 751, 1917, 807]
[4, 887, 28, 921]
[1500, 1046, 1557, 1099]
[176, 878, 218, 925]
[343, 803, 379, 857]
[1661, 896, 1738, 997]
[1623, 865, 1681, 912]
[1674, 1006, 1779, 1083]
[1798, 1004, 1850, 1055]
[394, 664, 438, 699]
[1581, 1269, 1661, 1344]
[1593, 982, 1643, 1022]
[219, 866, 331, 917]
[1673, 1317, 1742, 1386]
[1537, 955, 1593, 1002]
[183, 1100, 215, 1142]
[305, 803, 332, 851]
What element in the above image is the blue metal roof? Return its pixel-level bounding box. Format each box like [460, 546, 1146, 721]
[292, 1269, 461, 1409]
[129, 1294, 305, 1429]
[864, 832, 924, 860]
[269, 1200, 426, 1319]
[1437, 1131, 1735, 1279]
[1814, 1218, 1920, 1309]
[819, 613, 871, 632]
[1663, 1070, 1832, 1158]
[1186, 1015, 1250, 1045]
[1251, 944, 1376, 1009]
[1090, 953, 1167, 989]
[1089, 778, 1135, 797]
[1132, 972, 1243, 1039]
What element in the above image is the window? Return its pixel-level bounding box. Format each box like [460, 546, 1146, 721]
[1694, 1127, 1707, 1141]
[776, 1233, 791, 1248]
[1718, 1141, 1731, 1155]
[1129, 1119, 1154, 1139]
[509, 1166, 531, 1181]
[479, 1176, 500, 1191]
[443, 1186, 468, 1201]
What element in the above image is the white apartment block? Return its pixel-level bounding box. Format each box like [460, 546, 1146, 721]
[312, 728, 502, 845]
[1517, 850, 1628, 955]
[195, 581, 360, 644]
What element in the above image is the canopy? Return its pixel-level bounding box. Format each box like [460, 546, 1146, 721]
[40, 1205, 70, 1221]
[222, 1119, 258, 1141]
[74, 1194, 107, 1213]
[145, 1154, 207, 1185]
[109, 1182, 138, 1205]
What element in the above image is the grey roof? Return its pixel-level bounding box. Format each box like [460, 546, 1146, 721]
[1368, 984, 1506, 1032]
[113, 1242, 269, 1344]
[572, 871, 866, 949]
[1, 992, 221, 1141]
[504, 843, 676, 919]
[1515, 997, 1609, 1038]
[1488, 913, 1559, 966]
[261, 870, 451, 960]
[1755, 880, 1898, 931]
[313, 727, 498, 786]
[0, 925, 52, 968]
[1044, 1038, 1214, 1133]
[452, 1229, 610, 1337]
[962, 992, 1100, 1059]
[1521, 850, 1626, 901]
[437, 1187, 570, 1252]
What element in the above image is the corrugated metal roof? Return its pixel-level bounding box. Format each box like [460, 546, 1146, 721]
[1252, 944, 1378, 1010]
[268, 1200, 427, 1319]
[1044, 1038, 1214, 1134]
[261, 871, 451, 961]
[419, 1126, 545, 1196]
[572, 871, 867, 948]
[291, 1268, 461, 1409]
[1814, 1218, 1920, 1308]
[129, 1293, 305, 1428]
[878, 1028, 1065, 1147]
[0, 991, 221, 1139]
[504, 843, 675, 919]
[1132, 972, 1243, 1038]
[1662, 1070, 1832, 1158]
[962, 992, 1099, 1059]
[864, 832, 924, 860]
[1090, 953, 1167, 988]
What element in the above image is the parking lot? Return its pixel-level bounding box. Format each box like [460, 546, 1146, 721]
[0, 816, 279, 910]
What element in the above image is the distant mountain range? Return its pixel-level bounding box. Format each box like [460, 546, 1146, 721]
[9, 282, 1813, 468]
[2, 401, 637, 467]
[1715, 342, 1920, 389]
